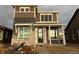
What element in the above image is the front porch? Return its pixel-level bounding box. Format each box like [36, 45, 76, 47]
[14, 23, 66, 46]
[34, 24, 66, 46]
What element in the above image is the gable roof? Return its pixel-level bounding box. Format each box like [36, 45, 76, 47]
[65, 9, 79, 31]
[14, 17, 35, 24]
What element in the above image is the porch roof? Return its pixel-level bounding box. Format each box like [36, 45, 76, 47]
[15, 23, 65, 27]
[34, 23, 65, 27]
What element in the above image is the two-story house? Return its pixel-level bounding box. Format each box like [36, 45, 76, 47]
[12, 5, 66, 46]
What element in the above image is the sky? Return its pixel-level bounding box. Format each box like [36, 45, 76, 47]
[0, 5, 14, 29]
[0, 5, 79, 29]
[38, 5, 79, 26]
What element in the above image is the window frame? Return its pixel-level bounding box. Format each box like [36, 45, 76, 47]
[40, 14, 53, 22]
[18, 27, 30, 39]
[20, 7, 30, 12]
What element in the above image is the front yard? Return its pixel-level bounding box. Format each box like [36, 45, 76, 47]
[36, 44, 79, 54]
[0, 43, 79, 54]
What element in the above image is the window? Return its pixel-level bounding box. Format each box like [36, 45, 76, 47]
[18, 27, 30, 39]
[53, 13, 57, 21]
[41, 15, 44, 21]
[38, 28, 43, 43]
[38, 28, 43, 39]
[20, 8, 24, 12]
[25, 8, 29, 11]
[40, 14, 52, 21]
[49, 15, 52, 21]
[20, 7, 30, 12]
[50, 29, 58, 39]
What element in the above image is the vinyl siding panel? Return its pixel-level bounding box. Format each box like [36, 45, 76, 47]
[15, 6, 34, 12]
[36, 13, 40, 21]
[15, 13, 34, 17]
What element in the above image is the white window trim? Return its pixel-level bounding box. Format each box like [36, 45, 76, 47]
[20, 7, 30, 12]
[56, 13, 59, 23]
[40, 14, 53, 22]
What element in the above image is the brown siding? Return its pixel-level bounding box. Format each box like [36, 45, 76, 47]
[15, 13, 34, 17]
[52, 13, 57, 21]
[30, 6, 34, 11]
[36, 13, 40, 21]
[15, 6, 20, 11]
[15, 6, 35, 12]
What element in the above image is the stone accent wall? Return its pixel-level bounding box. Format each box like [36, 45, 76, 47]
[11, 30, 36, 46]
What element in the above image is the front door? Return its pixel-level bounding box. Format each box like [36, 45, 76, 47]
[38, 28, 44, 44]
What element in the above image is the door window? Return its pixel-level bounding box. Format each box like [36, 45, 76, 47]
[50, 29, 58, 39]
[38, 28, 43, 43]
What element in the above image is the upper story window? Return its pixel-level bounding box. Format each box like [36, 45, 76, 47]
[40, 14, 52, 21]
[40, 13, 58, 22]
[53, 13, 57, 21]
[20, 7, 30, 12]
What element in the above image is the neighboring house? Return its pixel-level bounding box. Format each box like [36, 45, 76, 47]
[65, 9, 79, 44]
[12, 5, 66, 46]
[0, 25, 13, 44]
[0, 6, 13, 44]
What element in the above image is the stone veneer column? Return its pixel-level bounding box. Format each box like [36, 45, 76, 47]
[35, 28, 38, 45]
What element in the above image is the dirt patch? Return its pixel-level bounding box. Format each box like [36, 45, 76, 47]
[46, 45, 79, 54]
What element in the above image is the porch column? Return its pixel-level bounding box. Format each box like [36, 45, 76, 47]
[35, 28, 38, 44]
[44, 28, 47, 44]
[62, 25, 66, 45]
[49, 26, 51, 45]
